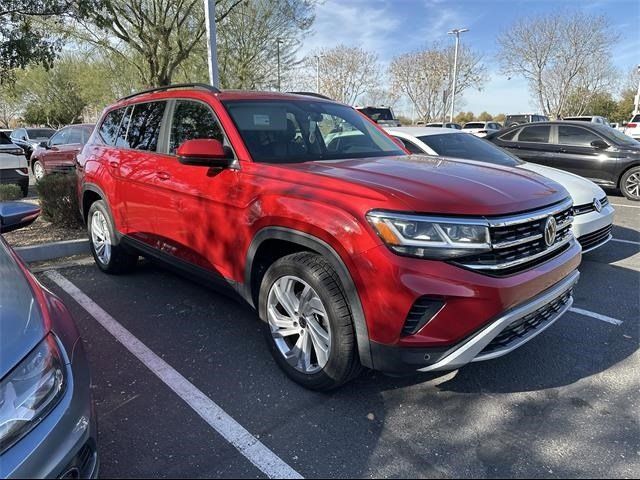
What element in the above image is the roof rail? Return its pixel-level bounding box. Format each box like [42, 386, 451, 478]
[287, 91, 333, 101]
[118, 83, 221, 102]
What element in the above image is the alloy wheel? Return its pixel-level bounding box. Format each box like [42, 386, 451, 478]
[33, 162, 45, 181]
[267, 275, 332, 374]
[91, 210, 112, 265]
[625, 171, 640, 199]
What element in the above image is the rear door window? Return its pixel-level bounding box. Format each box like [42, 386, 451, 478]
[518, 125, 551, 143]
[557, 126, 602, 147]
[169, 100, 224, 154]
[99, 108, 126, 146]
[126, 101, 166, 151]
[67, 127, 83, 144]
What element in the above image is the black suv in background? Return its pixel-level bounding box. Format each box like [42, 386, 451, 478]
[487, 121, 640, 200]
[504, 114, 549, 128]
[10, 128, 56, 160]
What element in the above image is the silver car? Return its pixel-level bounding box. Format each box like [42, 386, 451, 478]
[0, 202, 98, 478]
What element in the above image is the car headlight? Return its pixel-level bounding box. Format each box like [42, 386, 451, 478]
[366, 210, 491, 259]
[0, 335, 66, 454]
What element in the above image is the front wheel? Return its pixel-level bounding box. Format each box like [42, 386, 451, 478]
[259, 252, 361, 391]
[87, 200, 138, 274]
[32, 160, 45, 182]
[621, 166, 640, 201]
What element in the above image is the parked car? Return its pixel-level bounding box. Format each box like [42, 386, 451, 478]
[624, 113, 640, 140]
[0, 132, 28, 197]
[462, 121, 502, 137]
[0, 202, 98, 478]
[424, 122, 462, 129]
[487, 121, 640, 200]
[9, 128, 56, 161]
[504, 114, 549, 128]
[30, 124, 95, 181]
[387, 127, 615, 252]
[355, 105, 401, 127]
[562, 116, 609, 125]
[78, 84, 580, 390]
[0, 129, 13, 137]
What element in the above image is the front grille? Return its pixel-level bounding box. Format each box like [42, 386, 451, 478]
[578, 224, 613, 251]
[455, 198, 574, 276]
[573, 196, 609, 216]
[481, 288, 573, 354]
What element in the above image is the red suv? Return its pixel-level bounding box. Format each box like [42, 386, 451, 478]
[77, 84, 581, 390]
[30, 124, 94, 181]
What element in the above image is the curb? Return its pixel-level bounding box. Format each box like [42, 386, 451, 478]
[15, 238, 90, 263]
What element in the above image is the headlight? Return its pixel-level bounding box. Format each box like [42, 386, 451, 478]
[0, 335, 66, 453]
[367, 210, 491, 259]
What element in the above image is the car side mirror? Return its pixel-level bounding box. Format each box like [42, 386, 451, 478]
[177, 139, 233, 168]
[0, 202, 40, 234]
[40, 141, 49, 149]
[590, 139, 609, 150]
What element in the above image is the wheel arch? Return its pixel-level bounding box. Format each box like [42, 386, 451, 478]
[245, 227, 373, 369]
[617, 162, 640, 189]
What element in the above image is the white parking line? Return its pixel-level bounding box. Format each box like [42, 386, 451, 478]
[611, 203, 640, 209]
[44, 270, 303, 480]
[611, 238, 640, 246]
[569, 307, 624, 326]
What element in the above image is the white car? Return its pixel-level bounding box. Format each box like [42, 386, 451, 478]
[387, 127, 615, 252]
[624, 113, 640, 140]
[0, 131, 29, 197]
[462, 121, 502, 137]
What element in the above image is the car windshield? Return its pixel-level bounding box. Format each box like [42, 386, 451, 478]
[418, 133, 521, 167]
[223, 100, 405, 164]
[564, 117, 591, 122]
[358, 107, 394, 122]
[595, 125, 640, 146]
[26, 129, 55, 139]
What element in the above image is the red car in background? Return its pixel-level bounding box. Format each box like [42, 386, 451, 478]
[30, 124, 94, 181]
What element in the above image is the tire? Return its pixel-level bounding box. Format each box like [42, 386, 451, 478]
[87, 200, 138, 274]
[32, 160, 45, 182]
[620, 166, 640, 201]
[259, 252, 361, 391]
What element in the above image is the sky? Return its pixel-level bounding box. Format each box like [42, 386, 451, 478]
[297, 0, 640, 117]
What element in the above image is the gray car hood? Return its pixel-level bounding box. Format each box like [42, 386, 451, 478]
[0, 240, 47, 379]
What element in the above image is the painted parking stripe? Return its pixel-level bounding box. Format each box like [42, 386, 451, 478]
[45, 270, 303, 480]
[569, 307, 624, 326]
[611, 238, 640, 246]
[610, 203, 640, 209]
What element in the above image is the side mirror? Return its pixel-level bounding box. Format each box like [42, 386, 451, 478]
[0, 202, 40, 234]
[177, 139, 233, 167]
[40, 141, 49, 149]
[590, 139, 609, 150]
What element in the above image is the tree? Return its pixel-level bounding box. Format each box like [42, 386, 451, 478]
[497, 11, 618, 119]
[494, 113, 506, 124]
[389, 43, 486, 122]
[478, 111, 493, 121]
[454, 111, 475, 124]
[61, 0, 245, 86]
[0, 0, 93, 81]
[0, 79, 25, 127]
[305, 45, 381, 105]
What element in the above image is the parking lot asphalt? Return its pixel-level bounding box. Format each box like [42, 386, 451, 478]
[35, 191, 639, 479]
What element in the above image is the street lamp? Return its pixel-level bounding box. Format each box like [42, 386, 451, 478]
[447, 28, 469, 122]
[315, 55, 324, 94]
[276, 38, 283, 91]
[204, 0, 219, 88]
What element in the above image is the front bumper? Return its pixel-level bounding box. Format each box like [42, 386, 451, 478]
[1, 338, 98, 479]
[370, 270, 579, 373]
[572, 204, 615, 253]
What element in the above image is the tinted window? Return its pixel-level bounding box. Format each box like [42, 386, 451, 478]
[395, 137, 423, 154]
[126, 101, 166, 151]
[169, 100, 223, 154]
[49, 129, 68, 146]
[518, 126, 550, 143]
[418, 133, 520, 167]
[632, 114, 640, 123]
[99, 108, 126, 146]
[67, 127, 83, 144]
[115, 107, 132, 148]
[557, 126, 601, 147]
[499, 129, 520, 141]
[224, 100, 404, 164]
[26, 129, 55, 139]
[0, 132, 12, 144]
[463, 123, 485, 129]
[358, 107, 394, 121]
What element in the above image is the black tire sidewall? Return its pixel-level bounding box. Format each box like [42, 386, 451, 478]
[87, 200, 137, 273]
[259, 253, 358, 390]
[621, 167, 640, 201]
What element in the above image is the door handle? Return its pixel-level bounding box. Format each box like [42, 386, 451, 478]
[156, 171, 170, 181]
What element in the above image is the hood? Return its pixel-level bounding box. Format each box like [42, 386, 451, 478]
[519, 163, 605, 206]
[0, 241, 47, 378]
[279, 155, 568, 216]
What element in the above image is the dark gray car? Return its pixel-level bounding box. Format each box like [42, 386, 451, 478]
[0, 203, 98, 478]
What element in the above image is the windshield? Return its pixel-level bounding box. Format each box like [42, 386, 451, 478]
[418, 133, 521, 167]
[223, 100, 405, 164]
[26, 129, 55, 139]
[595, 125, 640, 146]
[357, 107, 395, 122]
[564, 117, 591, 122]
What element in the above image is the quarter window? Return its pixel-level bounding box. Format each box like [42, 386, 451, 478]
[169, 100, 224, 154]
[67, 127, 83, 144]
[499, 129, 520, 141]
[126, 101, 166, 151]
[557, 126, 601, 147]
[518, 126, 550, 143]
[395, 137, 423, 154]
[99, 108, 126, 146]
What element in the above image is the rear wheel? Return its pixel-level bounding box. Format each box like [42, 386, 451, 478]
[620, 166, 640, 201]
[32, 160, 45, 182]
[259, 252, 361, 391]
[87, 200, 138, 274]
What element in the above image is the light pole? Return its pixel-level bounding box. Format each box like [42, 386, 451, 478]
[204, 0, 219, 88]
[447, 28, 468, 122]
[315, 55, 323, 94]
[634, 64, 640, 115]
[276, 38, 283, 91]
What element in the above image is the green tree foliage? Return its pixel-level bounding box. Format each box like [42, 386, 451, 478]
[454, 111, 475, 124]
[494, 113, 506, 124]
[478, 111, 493, 121]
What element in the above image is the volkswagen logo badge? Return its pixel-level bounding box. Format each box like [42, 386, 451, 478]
[593, 197, 602, 213]
[543, 216, 557, 247]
